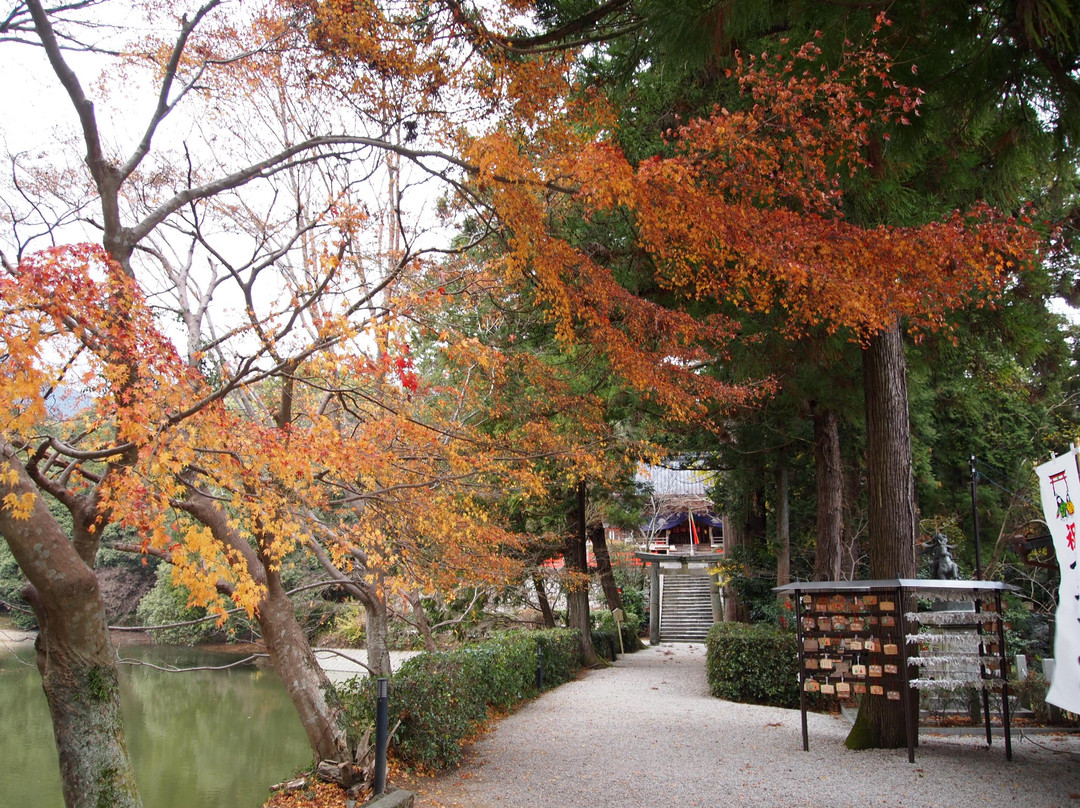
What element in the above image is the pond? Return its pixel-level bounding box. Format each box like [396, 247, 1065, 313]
[0, 637, 312, 808]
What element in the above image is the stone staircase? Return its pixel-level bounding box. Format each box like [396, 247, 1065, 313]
[659, 574, 716, 642]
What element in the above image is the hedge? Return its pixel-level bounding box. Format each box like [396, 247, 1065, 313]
[337, 628, 581, 769]
[706, 622, 799, 708]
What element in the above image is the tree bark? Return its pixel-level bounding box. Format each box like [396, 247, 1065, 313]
[567, 481, 600, 666]
[775, 456, 791, 589]
[179, 490, 354, 763]
[813, 405, 844, 581]
[359, 583, 393, 678]
[723, 487, 764, 622]
[257, 562, 352, 766]
[533, 574, 557, 628]
[0, 446, 142, 808]
[847, 322, 918, 750]
[722, 515, 743, 622]
[590, 524, 623, 613]
[406, 590, 438, 653]
[862, 323, 918, 580]
[302, 535, 393, 677]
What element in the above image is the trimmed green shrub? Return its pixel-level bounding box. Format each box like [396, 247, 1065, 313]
[591, 629, 618, 662]
[595, 608, 645, 652]
[338, 628, 580, 769]
[534, 627, 581, 686]
[706, 622, 799, 707]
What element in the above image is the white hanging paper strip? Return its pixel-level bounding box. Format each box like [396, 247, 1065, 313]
[910, 633, 985, 652]
[1036, 453, 1080, 714]
[910, 655, 1000, 666]
[908, 611, 998, 626]
[910, 678, 1005, 691]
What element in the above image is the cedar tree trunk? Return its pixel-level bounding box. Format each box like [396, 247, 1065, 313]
[0, 447, 142, 808]
[723, 487, 765, 622]
[590, 524, 624, 613]
[813, 405, 844, 581]
[566, 481, 600, 666]
[775, 456, 791, 589]
[847, 322, 918, 750]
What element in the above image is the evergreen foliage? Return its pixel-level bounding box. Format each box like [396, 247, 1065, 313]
[337, 628, 581, 769]
[706, 622, 799, 707]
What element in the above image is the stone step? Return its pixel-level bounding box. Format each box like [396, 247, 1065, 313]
[659, 574, 715, 642]
[661, 615, 713, 623]
[660, 626, 712, 639]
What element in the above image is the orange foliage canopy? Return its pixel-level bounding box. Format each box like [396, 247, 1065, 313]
[0, 2, 1043, 619]
[453, 16, 1040, 417]
[0, 243, 550, 616]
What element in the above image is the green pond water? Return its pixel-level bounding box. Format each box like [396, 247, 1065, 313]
[0, 640, 312, 808]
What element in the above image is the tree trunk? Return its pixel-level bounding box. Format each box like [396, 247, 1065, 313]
[180, 490, 355, 763]
[533, 574, 557, 628]
[775, 456, 790, 589]
[847, 322, 918, 751]
[301, 534, 393, 677]
[567, 481, 600, 666]
[813, 405, 844, 581]
[406, 590, 438, 653]
[722, 515, 743, 622]
[841, 457, 865, 579]
[257, 562, 352, 766]
[0, 447, 142, 808]
[360, 584, 393, 677]
[590, 524, 623, 613]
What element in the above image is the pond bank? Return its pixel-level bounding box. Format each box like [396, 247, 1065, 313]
[0, 641, 312, 808]
[2, 626, 420, 683]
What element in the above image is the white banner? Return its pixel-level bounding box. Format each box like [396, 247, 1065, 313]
[1035, 452, 1080, 714]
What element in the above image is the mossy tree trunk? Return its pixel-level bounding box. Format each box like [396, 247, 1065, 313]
[847, 322, 918, 750]
[1, 446, 142, 808]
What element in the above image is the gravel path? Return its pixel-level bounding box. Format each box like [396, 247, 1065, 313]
[414, 643, 1080, 808]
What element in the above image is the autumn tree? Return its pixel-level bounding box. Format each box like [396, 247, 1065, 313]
[0, 0, 534, 797]
[0, 3, 720, 797]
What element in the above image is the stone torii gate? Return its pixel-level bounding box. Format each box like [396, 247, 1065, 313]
[635, 551, 724, 644]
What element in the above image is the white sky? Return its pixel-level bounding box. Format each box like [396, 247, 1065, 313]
[0, 5, 464, 374]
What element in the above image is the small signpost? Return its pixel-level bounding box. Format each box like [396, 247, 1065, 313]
[613, 608, 625, 655]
